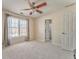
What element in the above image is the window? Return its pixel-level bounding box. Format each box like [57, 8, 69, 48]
[8, 16, 28, 38]
[20, 20, 28, 36]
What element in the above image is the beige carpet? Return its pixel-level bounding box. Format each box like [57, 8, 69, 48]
[2, 41, 74, 59]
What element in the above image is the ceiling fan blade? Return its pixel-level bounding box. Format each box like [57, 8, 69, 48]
[35, 2, 47, 8]
[32, 0, 39, 5]
[36, 9, 42, 14]
[28, 0, 34, 8]
[22, 8, 32, 10]
[34, 0, 40, 3]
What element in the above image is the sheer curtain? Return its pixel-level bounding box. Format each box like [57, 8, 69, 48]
[7, 16, 28, 45]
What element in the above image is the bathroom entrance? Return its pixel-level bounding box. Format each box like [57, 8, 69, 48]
[45, 19, 52, 42]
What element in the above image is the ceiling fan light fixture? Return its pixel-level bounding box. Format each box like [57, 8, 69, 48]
[30, 12, 33, 15]
[21, 0, 47, 15]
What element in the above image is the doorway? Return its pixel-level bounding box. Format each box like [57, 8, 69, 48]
[45, 19, 52, 42]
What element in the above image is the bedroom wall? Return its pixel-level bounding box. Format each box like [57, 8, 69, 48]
[2, 9, 35, 46]
[35, 5, 76, 50]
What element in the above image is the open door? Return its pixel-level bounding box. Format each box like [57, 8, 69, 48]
[45, 19, 52, 42]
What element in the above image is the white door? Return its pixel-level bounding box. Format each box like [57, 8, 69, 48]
[62, 12, 69, 50]
[61, 12, 76, 51]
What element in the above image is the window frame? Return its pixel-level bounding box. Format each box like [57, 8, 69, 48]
[7, 15, 29, 39]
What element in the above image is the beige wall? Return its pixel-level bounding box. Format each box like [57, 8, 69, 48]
[29, 18, 36, 40]
[35, 5, 76, 50]
[2, 9, 35, 46]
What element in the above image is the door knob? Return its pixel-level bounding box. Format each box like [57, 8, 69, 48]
[62, 32, 65, 34]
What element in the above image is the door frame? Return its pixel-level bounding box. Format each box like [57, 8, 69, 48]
[45, 19, 52, 41]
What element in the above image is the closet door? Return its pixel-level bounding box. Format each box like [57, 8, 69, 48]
[61, 12, 69, 50]
[61, 12, 76, 51]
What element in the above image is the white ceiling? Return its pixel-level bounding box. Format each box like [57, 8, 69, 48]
[2, 0, 75, 18]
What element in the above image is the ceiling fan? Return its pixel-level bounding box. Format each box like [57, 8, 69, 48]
[21, 0, 47, 15]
